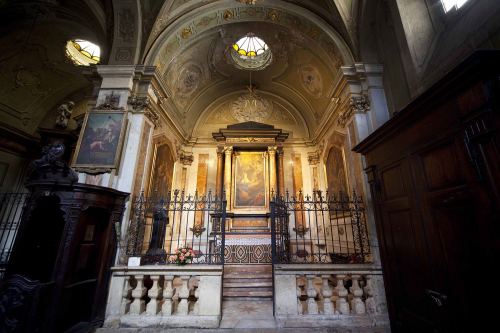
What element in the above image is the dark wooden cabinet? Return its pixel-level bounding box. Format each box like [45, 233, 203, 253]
[354, 51, 500, 333]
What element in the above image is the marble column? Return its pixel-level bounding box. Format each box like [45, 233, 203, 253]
[268, 146, 277, 197]
[277, 148, 285, 196]
[215, 147, 224, 197]
[223, 146, 233, 204]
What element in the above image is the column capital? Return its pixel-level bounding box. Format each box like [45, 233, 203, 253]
[224, 145, 233, 154]
[217, 146, 225, 156]
[268, 145, 278, 154]
[307, 151, 321, 165]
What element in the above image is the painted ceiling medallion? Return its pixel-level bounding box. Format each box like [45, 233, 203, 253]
[231, 86, 272, 122]
[299, 64, 323, 98]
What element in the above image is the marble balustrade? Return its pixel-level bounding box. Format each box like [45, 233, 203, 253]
[274, 264, 390, 329]
[103, 265, 223, 329]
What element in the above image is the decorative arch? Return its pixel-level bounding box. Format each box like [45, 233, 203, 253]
[191, 89, 311, 140]
[143, 0, 355, 68]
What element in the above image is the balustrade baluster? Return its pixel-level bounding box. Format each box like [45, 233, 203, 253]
[334, 275, 350, 315]
[306, 275, 318, 314]
[129, 275, 147, 315]
[193, 284, 200, 315]
[350, 275, 366, 314]
[162, 276, 175, 315]
[177, 275, 190, 315]
[297, 277, 304, 315]
[120, 276, 133, 314]
[321, 275, 334, 315]
[364, 276, 376, 314]
[146, 275, 161, 315]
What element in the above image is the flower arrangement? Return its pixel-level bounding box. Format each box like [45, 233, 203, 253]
[169, 245, 195, 265]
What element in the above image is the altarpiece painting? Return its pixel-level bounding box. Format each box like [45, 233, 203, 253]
[233, 151, 267, 210]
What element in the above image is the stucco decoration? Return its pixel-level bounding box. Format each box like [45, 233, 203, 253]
[177, 63, 203, 95]
[231, 87, 273, 122]
[299, 64, 323, 98]
[174, 62, 206, 107]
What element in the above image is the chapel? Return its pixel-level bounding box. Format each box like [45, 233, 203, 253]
[0, 1, 499, 333]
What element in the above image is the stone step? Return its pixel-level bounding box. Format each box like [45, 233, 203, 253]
[224, 281, 272, 288]
[224, 285, 272, 291]
[223, 265, 272, 274]
[223, 290, 273, 297]
[223, 273, 272, 279]
[224, 277, 272, 283]
[222, 296, 273, 301]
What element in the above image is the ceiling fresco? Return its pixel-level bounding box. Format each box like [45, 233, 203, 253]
[151, 3, 347, 141]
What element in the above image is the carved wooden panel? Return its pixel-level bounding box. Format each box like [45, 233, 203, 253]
[380, 164, 406, 200]
[420, 142, 464, 191]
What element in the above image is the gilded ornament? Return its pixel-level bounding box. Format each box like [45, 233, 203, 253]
[223, 9, 234, 21]
[267, 9, 280, 22]
[181, 27, 192, 39]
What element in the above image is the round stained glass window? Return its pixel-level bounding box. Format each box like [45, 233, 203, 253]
[231, 33, 272, 71]
[65, 39, 101, 66]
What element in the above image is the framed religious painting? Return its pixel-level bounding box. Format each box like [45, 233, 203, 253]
[72, 110, 127, 173]
[146, 141, 175, 198]
[232, 151, 269, 212]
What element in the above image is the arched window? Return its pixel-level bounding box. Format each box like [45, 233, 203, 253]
[65, 39, 101, 66]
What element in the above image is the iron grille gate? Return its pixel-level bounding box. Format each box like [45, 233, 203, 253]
[270, 190, 371, 264]
[126, 190, 227, 265]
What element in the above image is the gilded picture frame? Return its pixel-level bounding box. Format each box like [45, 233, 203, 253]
[232, 151, 269, 212]
[72, 110, 127, 174]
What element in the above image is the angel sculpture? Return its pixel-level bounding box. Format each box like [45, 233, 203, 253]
[55, 101, 75, 129]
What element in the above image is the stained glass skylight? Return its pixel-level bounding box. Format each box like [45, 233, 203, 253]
[231, 33, 272, 71]
[232, 34, 269, 58]
[66, 39, 101, 66]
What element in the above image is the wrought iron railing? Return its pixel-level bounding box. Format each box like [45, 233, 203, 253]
[0, 193, 30, 277]
[271, 190, 371, 264]
[126, 190, 226, 265]
[125, 189, 370, 266]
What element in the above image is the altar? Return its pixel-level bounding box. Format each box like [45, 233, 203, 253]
[213, 121, 288, 233]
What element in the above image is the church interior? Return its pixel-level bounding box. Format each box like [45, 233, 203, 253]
[0, 1, 499, 332]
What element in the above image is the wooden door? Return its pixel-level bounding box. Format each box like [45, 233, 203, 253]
[60, 207, 113, 332]
[374, 133, 495, 332]
[374, 159, 436, 332]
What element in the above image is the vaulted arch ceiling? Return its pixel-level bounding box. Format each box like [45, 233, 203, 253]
[141, 0, 356, 142]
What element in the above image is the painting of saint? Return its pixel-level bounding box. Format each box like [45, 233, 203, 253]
[234, 152, 266, 208]
[74, 111, 125, 168]
[149, 143, 174, 198]
[326, 146, 349, 195]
